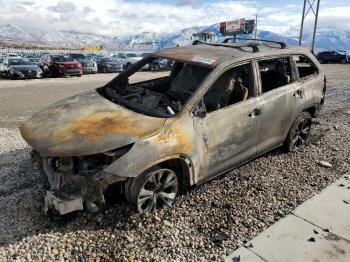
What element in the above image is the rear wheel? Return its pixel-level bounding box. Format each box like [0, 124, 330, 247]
[341, 58, 347, 64]
[318, 58, 324, 64]
[125, 166, 178, 213]
[285, 112, 312, 152]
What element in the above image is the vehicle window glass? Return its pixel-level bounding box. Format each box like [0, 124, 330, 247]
[117, 53, 124, 58]
[8, 59, 33, 65]
[258, 57, 292, 93]
[127, 53, 137, 58]
[203, 63, 253, 113]
[292, 55, 318, 79]
[52, 56, 74, 62]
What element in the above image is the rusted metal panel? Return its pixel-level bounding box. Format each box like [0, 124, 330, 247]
[20, 90, 166, 156]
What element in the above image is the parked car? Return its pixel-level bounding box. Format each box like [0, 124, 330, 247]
[114, 52, 143, 69]
[316, 51, 348, 64]
[39, 54, 83, 77]
[67, 53, 98, 74]
[5, 53, 20, 58]
[95, 57, 123, 73]
[147, 58, 173, 71]
[0, 57, 43, 79]
[20, 40, 326, 215]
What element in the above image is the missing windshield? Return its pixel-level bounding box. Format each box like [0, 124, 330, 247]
[99, 57, 212, 118]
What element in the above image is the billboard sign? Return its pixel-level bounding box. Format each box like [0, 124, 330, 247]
[220, 18, 255, 36]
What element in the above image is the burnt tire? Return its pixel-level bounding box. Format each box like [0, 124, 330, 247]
[125, 166, 178, 213]
[285, 112, 312, 152]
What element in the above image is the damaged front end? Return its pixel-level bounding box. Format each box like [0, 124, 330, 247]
[32, 145, 132, 215]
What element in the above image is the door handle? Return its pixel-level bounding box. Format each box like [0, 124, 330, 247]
[248, 108, 262, 117]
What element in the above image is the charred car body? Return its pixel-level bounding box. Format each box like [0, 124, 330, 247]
[0, 57, 43, 79]
[20, 40, 326, 215]
[40, 54, 83, 77]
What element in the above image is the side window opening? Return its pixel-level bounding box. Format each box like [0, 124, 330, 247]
[293, 55, 319, 79]
[258, 57, 292, 93]
[203, 63, 254, 113]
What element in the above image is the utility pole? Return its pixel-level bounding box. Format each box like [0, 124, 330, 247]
[299, 0, 321, 53]
[255, 14, 258, 39]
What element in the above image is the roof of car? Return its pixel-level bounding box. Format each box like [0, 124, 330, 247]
[156, 43, 312, 67]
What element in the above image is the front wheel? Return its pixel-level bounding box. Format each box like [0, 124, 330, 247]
[125, 166, 178, 213]
[285, 112, 312, 152]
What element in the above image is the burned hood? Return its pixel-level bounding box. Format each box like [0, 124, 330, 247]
[20, 90, 166, 156]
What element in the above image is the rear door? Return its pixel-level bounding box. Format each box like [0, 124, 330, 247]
[256, 56, 305, 153]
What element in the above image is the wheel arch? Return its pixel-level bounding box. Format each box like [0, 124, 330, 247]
[156, 155, 193, 186]
[304, 105, 317, 118]
[129, 154, 194, 187]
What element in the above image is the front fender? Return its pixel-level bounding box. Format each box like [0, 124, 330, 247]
[102, 113, 202, 185]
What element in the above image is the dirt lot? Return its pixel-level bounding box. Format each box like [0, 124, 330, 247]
[0, 65, 349, 261]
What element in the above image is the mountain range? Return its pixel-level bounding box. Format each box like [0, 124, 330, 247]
[0, 24, 349, 52]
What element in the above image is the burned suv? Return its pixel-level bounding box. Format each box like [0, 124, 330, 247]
[20, 40, 326, 215]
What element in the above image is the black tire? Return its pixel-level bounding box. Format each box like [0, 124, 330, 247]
[126, 62, 131, 69]
[154, 64, 160, 71]
[285, 112, 312, 152]
[341, 58, 347, 64]
[103, 67, 107, 73]
[318, 58, 324, 64]
[125, 165, 178, 213]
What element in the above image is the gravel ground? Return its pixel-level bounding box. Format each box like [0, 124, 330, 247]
[0, 65, 349, 261]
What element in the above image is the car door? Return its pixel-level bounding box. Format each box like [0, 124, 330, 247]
[193, 62, 262, 181]
[256, 56, 305, 153]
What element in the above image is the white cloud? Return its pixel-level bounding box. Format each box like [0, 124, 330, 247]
[0, 0, 349, 37]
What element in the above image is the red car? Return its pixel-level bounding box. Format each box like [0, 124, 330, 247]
[39, 54, 83, 77]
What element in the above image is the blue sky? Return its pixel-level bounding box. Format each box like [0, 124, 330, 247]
[0, 0, 349, 36]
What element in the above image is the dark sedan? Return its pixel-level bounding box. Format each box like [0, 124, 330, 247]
[95, 57, 123, 73]
[316, 51, 348, 64]
[0, 58, 43, 79]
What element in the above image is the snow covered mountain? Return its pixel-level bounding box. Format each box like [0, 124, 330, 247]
[0, 23, 349, 52]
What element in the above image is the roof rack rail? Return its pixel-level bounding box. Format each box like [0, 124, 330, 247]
[222, 38, 286, 49]
[193, 40, 259, 53]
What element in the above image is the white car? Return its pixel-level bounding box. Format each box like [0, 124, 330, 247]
[5, 53, 20, 58]
[114, 52, 143, 69]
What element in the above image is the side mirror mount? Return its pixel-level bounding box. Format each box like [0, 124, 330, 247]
[193, 100, 207, 118]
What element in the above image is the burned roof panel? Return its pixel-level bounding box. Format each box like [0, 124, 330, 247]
[155, 44, 311, 66]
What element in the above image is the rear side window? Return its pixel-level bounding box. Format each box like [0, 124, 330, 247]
[258, 57, 293, 93]
[293, 55, 319, 80]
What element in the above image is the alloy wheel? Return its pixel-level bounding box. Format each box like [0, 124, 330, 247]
[291, 118, 311, 148]
[137, 169, 178, 213]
